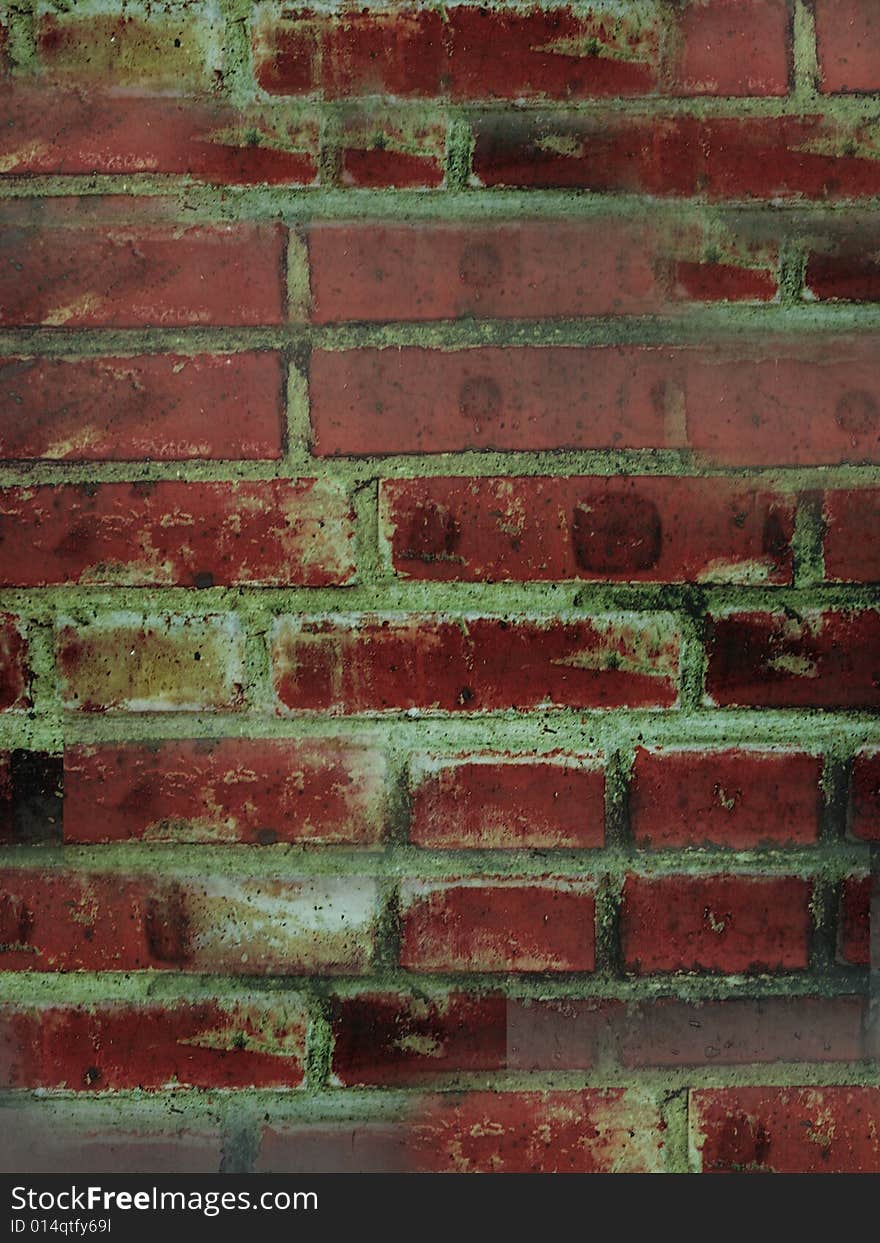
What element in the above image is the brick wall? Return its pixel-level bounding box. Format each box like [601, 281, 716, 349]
[0, 0, 879, 1175]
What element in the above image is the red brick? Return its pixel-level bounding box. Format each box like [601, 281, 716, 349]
[0, 615, 28, 711]
[0, 1105, 222, 1174]
[409, 1090, 667, 1173]
[399, 878, 596, 973]
[0, 999, 308, 1089]
[806, 252, 880, 301]
[310, 342, 880, 463]
[839, 874, 871, 965]
[670, 0, 790, 96]
[339, 110, 445, 188]
[253, 5, 447, 97]
[620, 875, 813, 973]
[816, 0, 880, 93]
[630, 747, 823, 848]
[0, 86, 319, 183]
[0, 354, 284, 461]
[330, 991, 510, 1084]
[408, 752, 605, 849]
[63, 738, 386, 845]
[0, 480, 354, 588]
[272, 614, 680, 713]
[823, 489, 880, 581]
[381, 477, 794, 584]
[257, 1089, 667, 1172]
[57, 614, 246, 713]
[706, 609, 880, 709]
[619, 996, 866, 1067]
[253, 4, 664, 100]
[0, 752, 62, 845]
[850, 749, 880, 841]
[0, 222, 285, 328]
[37, 9, 222, 92]
[691, 1087, 880, 1172]
[0, 869, 378, 972]
[472, 112, 880, 199]
[305, 219, 776, 323]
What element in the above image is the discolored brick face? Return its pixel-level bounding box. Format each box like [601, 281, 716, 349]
[1, 0, 879, 1180]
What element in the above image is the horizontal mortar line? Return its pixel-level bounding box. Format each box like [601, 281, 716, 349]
[0, 581, 877, 611]
[2, 460, 880, 489]
[12, 308, 880, 355]
[7, 177, 880, 224]
[0, 843, 868, 878]
[4, 1064, 880, 1100]
[0, 969, 868, 1006]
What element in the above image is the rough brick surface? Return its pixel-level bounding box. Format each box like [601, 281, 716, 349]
[815, 0, 880, 94]
[691, 1088, 880, 1172]
[63, 739, 386, 845]
[0, 354, 285, 461]
[399, 878, 596, 973]
[272, 614, 681, 712]
[408, 753, 605, 849]
[0, 480, 355, 587]
[850, 750, 880, 840]
[381, 477, 794, 583]
[620, 875, 813, 973]
[629, 748, 824, 848]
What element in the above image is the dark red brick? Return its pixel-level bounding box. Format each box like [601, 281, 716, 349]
[272, 614, 681, 713]
[815, 0, 880, 93]
[399, 879, 596, 973]
[0, 480, 354, 587]
[850, 750, 880, 841]
[408, 752, 604, 849]
[706, 609, 880, 709]
[620, 874, 813, 973]
[381, 477, 794, 584]
[692, 1087, 880, 1172]
[0, 222, 285, 327]
[823, 489, 880, 581]
[0, 354, 284, 461]
[630, 747, 823, 848]
[0, 616, 28, 712]
[839, 874, 871, 965]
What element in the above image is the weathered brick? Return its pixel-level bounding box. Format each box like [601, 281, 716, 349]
[37, 7, 223, 93]
[0, 87, 319, 183]
[0, 998, 308, 1089]
[253, 3, 664, 100]
[691, 1087, 880, 1172]
[630, 747, 824, 848]
[0, 615, 29, 711]
[339, 108, 446, 188]
[706, 609, 880, 708]
[0, 869, 378, 972]
[619, 996, 866, 1067]
[670, 0, 790, 96]
[257, 1090, 667, 1173]
[399, 878, 596, 973]
[56, 614, 246, 713]
[310, 342, 880, 463]
[63, 738, 386, 845]
[839, 874, 871, 966]
[823, 489, 880, 581]
[0, 354, 285, 461]
[408, 752, 605, 849]
[0, 751, 62, 845]
[850, 749, 880, 841]
[409, 1090, 668, 1173]
[330, 992, 613, 1083]
[271, 613, 680, 713]
[0, 480, 354, 587]
[815, 0, 880, 93]
[381, 477, 794, 583]
[0, 1104, 222, 1174]
[0, 222, 285, 327]
[305, 219, 777, 323]
[472, 112, 880, 199]
[620, 874, 813, 973]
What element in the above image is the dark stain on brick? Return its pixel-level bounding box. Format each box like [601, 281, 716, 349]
[9, 750, 62, 843]
[144, 886, 191, 965]
[0, 892, 34, 948]
[399, 500, 461, 562]
[836, 390, 879, 435]
[459, 376, 502, 424]
[572, 494, 663, 573]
